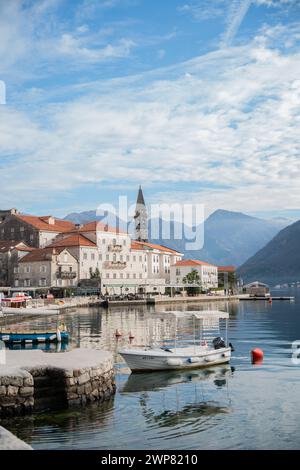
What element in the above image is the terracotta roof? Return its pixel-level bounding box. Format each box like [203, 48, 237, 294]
[19, 247, 66, 263]
[0, 241, 33, 253]
[69, 220, 127, 235]
[173, 259, 216, 267]
[48, 233, 97, 248]
[218, 266, 236, 273]
[131, 240, 182, 255]
[15, 214, 75, 233]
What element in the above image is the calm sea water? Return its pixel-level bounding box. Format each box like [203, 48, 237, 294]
[2, 290, 300, 450]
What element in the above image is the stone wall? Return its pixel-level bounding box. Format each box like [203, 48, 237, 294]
[0, 369, 34, 417]
[0, 349, 115, 417]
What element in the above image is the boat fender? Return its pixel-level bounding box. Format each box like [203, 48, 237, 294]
[56, 328, 62, 343]
[166, 358, 183, 366]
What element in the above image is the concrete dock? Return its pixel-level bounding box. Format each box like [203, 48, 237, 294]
[0, 349, 115, 417]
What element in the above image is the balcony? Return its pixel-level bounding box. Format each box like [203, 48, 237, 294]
[103, 261, 127, 270]
[108, 244, 123, 253]
[56, 271, 77, 280]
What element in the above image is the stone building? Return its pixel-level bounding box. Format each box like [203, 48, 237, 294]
[134, 186, 148, 242]
[17, 247, 78, 289]
[48, 233, 99, 281]
[0, 213, 75, 248]
[170, 259, 218, 290]
[0, 241, 33, 287]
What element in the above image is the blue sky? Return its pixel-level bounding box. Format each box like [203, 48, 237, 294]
[1, 0, 300, 220]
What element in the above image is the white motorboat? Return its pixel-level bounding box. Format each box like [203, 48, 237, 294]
[119, 310, 233, 372]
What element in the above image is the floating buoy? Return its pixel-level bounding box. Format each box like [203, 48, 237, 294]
[115, 329, 122, 338]
[129, 331, 135, 340]
[268, 297, 273, 304]
[251, 348, 264, 364]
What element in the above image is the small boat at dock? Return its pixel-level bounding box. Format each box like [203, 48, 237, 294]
[0, 327, 69, 345]
[119, 310, 232, 373]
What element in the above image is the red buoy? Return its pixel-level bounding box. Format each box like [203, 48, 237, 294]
[251, 348, 264, 364]
[268, 297, 273, 304]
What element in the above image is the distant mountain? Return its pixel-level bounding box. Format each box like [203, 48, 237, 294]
[237, 219, 300, 285]
[64, 209, 290, 266]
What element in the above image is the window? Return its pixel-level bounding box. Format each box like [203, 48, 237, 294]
[30, 234, 34, 241]
[69, 267, 72, 272]
[91, 253, 95, 261]
[139, 273, 142, 279]
[127, 274, 130, 279]
[11, 227, 14, 233]
[113, 239, 116, 246]
[133, 256, 136, 262]
[113, 273, 117, 279]
[106, 254, 109, 261]
[127, 255, 130, 261]
[24, 279, 31, 287]
[113, 254, 117, 262]
[57, 279, 62, 286]
[176, 268, 180, 276]
[14, 280, 19, 287]
[40, 265, 46, 273]
[139, 256, 142, 262]
[133, 273, 136, 279]
[106, 273, 110, 279]
[98, 254, 102, 261]
[25, 266, 30, 274]
[39, 278, 47, 287]
[83, 253, 87, 260]
[102, 239, 105, 244]
[64, 253, 68, 262]
[20, 226, 24, 232]
[14, 267, 19, 274]
[120, 273, 123, 279]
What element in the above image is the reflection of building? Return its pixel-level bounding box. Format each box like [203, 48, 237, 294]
[170, 259, 218, 289]
[243, 281, 270, 297]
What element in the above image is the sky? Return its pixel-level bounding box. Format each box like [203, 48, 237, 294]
[1, 0, 300, 220]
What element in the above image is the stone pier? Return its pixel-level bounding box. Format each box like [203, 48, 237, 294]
[0, 349, 115, 417]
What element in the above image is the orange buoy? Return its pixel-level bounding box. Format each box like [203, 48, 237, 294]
[115, 329, 122, 338]
[129, 331, 135, 340]
[251, 348, 264, 364]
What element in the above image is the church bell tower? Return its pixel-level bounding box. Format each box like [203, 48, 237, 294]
[134, 186, 148, 242]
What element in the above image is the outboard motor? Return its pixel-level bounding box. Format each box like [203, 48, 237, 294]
[212, 336, 226, 350]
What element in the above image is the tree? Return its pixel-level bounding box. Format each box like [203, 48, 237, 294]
[182, 269, 202, 296]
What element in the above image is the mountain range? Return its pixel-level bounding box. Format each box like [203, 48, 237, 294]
[237, 219, 300, 285]
[64, 209, 291, 267]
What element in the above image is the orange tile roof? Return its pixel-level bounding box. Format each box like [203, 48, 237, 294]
[48, 234, 97, 248]
[0, 241, 34, 253]
[218, 266, 236, 273]
[69, 220, 127, 235]
[173, 259, 216, 267]
[131, 240, 182, 254]
[19, 247, 67, 263]
[15, 214, 75, 233]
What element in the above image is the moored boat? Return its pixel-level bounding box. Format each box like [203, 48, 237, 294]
[119, 311, 232, 373]
[0, 327, 69, 345]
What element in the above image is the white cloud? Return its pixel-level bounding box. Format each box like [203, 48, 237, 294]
[1, 23, 300, 214]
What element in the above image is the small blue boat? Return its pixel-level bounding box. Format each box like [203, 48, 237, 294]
[0, 330, 69, 345]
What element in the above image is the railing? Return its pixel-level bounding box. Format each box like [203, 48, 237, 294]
[56, 271, 77, 280]
[103, 261, 127, 270]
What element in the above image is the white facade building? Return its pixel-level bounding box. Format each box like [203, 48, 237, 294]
[170, 259, 218, 290]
